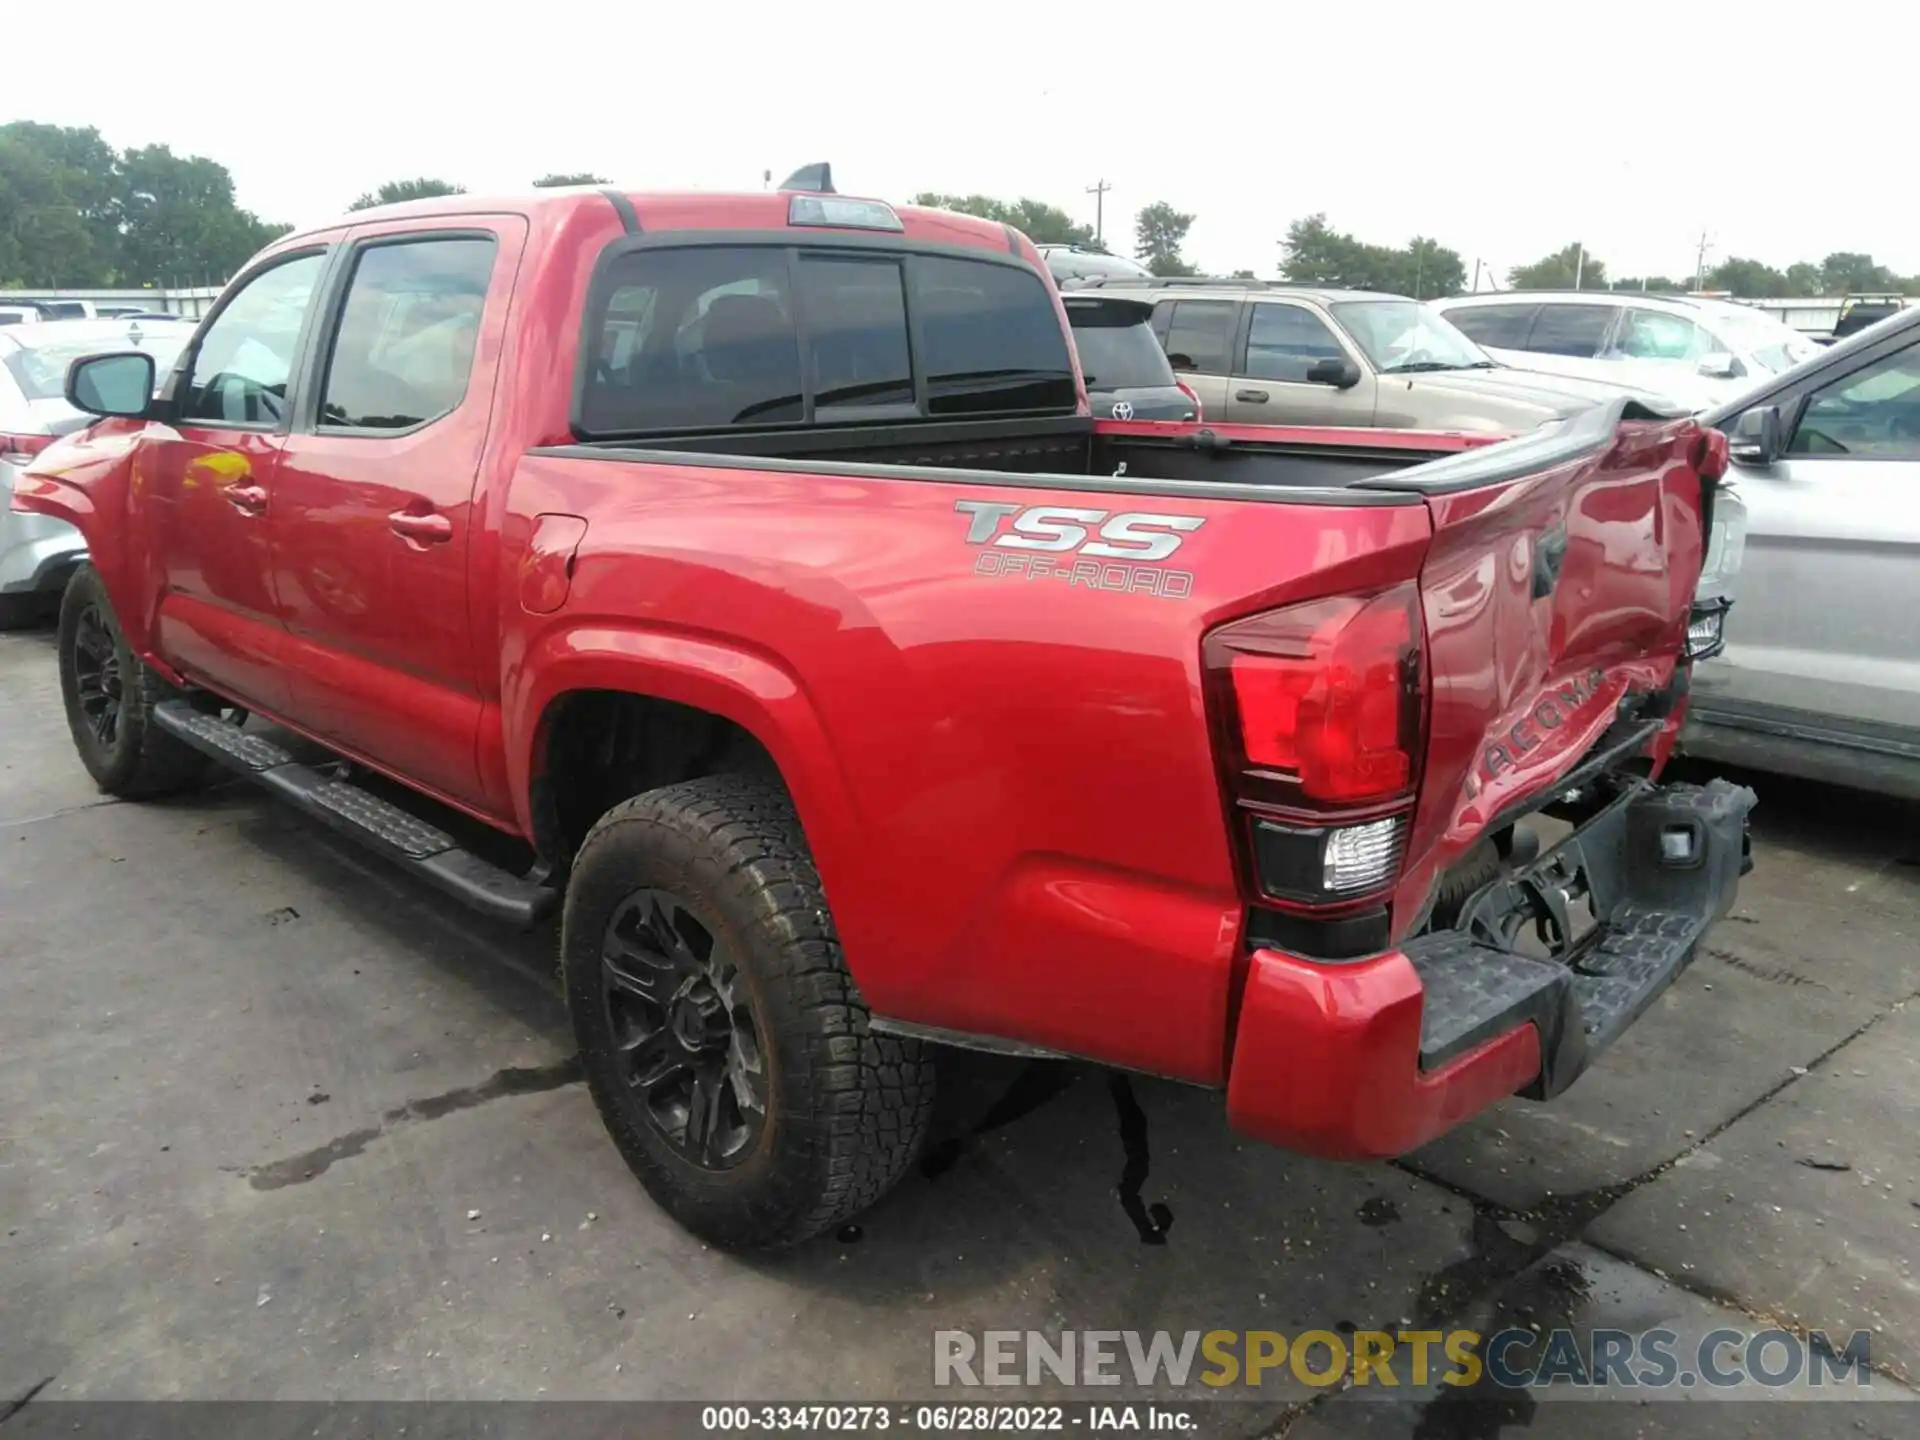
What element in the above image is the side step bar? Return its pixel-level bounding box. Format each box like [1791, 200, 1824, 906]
[153, 701, 558, 928]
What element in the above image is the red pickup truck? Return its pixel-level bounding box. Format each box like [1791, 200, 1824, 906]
[16, 174, 1754, 1249]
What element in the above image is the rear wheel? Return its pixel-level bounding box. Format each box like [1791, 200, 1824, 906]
[562, 774, 934, 1249]
[57, 566, 213, 798]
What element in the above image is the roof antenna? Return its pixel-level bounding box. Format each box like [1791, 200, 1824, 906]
[778, 163, 835, 194]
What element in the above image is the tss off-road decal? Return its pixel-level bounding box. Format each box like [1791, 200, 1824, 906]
[954, 500, 1204, 599]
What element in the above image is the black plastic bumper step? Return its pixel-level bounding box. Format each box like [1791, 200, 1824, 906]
[153, 700, 557, 927]
[1405, 778, 1756, 1100]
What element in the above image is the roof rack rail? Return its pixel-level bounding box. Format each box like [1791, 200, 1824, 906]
[1075, 275, 1280, 290]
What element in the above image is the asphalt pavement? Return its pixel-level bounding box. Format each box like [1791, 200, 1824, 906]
[2, 625, 1917, 1436]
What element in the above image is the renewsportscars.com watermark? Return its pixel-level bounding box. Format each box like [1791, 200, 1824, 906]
[933, 1328, 1877, 1393]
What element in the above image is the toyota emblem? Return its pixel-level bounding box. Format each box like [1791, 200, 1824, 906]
[1110, 401, 1135, 421]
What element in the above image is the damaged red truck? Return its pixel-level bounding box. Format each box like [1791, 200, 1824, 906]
[15, 174, 1754, 1248]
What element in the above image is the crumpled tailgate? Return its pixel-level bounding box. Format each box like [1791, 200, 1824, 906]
[1363, 402, 1729, 932]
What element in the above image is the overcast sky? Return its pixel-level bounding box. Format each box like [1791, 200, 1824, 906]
[12, 1, 1915, 285]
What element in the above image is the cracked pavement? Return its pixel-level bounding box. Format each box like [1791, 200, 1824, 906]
[2, 627, 1918, 1433]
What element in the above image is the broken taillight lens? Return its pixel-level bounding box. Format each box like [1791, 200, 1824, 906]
[1208, 584, 1424, 807]
[1204, 583, 1427, 912]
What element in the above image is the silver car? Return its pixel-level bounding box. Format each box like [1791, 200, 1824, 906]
[1, 317, 197, 627]
[1686, 305, 1920, 797]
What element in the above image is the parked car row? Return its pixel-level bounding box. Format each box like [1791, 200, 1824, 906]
[0, 297, 181, 324]
[1069, 277, 1659, 433]
[0, 316, 197, 626]
[1434, 290, 1822, 410]
[1031, 256, 1918, 805]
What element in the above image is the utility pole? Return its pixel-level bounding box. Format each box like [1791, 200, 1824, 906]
[1693, 229, 1714, 293]
[1085, 179, 1111, 245]
[1471, 257, 1482, 292]
[1574, 243, 1585, 290]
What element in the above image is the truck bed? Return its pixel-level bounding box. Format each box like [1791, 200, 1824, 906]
[546, 397, 1671, 506]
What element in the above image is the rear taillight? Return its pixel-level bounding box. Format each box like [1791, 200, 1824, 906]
[1175, 380, 1203, 422]
[0, 432, 52, 461]
[1204, 583, 1426, 911]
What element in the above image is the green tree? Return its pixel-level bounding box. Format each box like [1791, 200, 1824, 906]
[1278, 214, 1465, 297]
[1819, 251, 1895, 295]
[1705, 257, 1788, 298]
[0, 122, 121, 283]
[0, 124, 286, 286]
[1783, 262, 1824, 295]
[116, 145, 288, 287]
[350, 177, 466, 211]
[0, 133, 98, 285]
[1134, 201, 1196, 277]
[1393, 236, 1466, 299]
[1509, 243, 1607, 291]
[532, 172, 608, 187]
[910, 193, 1096, 247]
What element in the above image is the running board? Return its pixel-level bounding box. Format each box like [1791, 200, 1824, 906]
[152, 701, 558, 928]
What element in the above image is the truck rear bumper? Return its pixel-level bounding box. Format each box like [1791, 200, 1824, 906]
[1225, 778, 1756, 1160]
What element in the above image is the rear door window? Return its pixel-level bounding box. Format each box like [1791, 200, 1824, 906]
[1525, 304, 1619, 358]
[1242, 302, 1346, 382]
[1446, 303, 1538, 349]
[1160, 299, 1238, 374]
[578, 245, 1074, 434]
[318, 235, 497, 430]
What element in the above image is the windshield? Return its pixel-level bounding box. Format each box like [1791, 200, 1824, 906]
[1330, 301, 1490, 373]
[3, 327, 194, 401]
[1713, 311, 1821, 375]
[1070, 319, 1177, 389]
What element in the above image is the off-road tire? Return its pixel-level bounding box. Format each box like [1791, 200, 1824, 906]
[562, 774, 935, 1249]
[56, 565, 213, 798]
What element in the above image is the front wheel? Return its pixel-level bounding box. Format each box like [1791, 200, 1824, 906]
[562, 775, 934, 1249]
[57, 566, 213, 798]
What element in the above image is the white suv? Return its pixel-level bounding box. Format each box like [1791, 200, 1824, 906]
[1434, 291, 1821, 410]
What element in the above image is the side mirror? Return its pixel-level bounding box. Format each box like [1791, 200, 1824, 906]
[1697, 352, 1742, 380]
[1165, 353, 1196, 370]
[1727, 405, 1782, 466]
[1307, 357, 1362, 389]
[66, 351, 157, 419]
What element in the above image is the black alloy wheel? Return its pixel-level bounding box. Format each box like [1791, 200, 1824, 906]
[69, 602, 126, 749]
[601, 888, 768, 1169]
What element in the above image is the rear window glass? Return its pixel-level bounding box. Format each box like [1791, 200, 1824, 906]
[578, 245, 1075, 435]
[1445, 303, 1537, 349]
[1067, 312, 1176, 390]
[1527, 304, 1618, 358]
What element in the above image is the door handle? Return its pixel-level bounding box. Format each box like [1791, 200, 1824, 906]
[1236, 389, 1270, 403]
[388, 509, 453, 546]
[225, 483, 268, 516]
